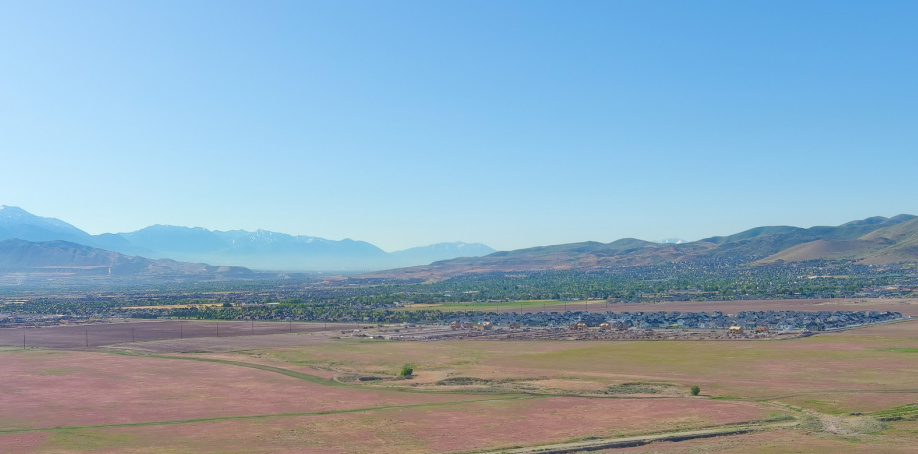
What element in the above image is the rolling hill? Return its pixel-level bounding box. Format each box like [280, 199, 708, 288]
[366, 215, 918, 280]
[760, 216, 918, 264]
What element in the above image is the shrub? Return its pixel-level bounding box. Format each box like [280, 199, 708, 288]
[690, 385, 701, 396]
[399, 363, 414, 377]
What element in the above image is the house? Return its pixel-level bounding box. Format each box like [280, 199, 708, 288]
[569, 322, 588, 331]
[729, 325, 744, 334]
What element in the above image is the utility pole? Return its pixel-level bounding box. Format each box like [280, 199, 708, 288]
[251, 320, 255, 335]
[85, 329, 89, 348]
[22, 331, 26, 349]
[132, 327, 135, 342]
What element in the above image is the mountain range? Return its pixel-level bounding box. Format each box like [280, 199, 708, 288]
[0, 239, 252, 278]
[2, 205, 917, 281]
[366, 214, 918, 280]
[0, 206, 495, 272]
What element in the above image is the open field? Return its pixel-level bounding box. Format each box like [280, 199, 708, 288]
[206, 320, 918, 410]
[1, 317, 916, 452]
[0, 397, 779, 454]
[0, 350, 781, 453]
[0, 321, 361, 349]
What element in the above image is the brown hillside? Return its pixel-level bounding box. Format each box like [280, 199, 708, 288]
[756, 239, 878, 263]
[860, 217, 918, 242]
[364, 215, 918, 281]
[857, 218, 918, 264]
[758, 217, 918, 264]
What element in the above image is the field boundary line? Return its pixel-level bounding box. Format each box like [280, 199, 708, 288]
[142, 353, 350, 387]
[752, 388, 918, 401]
[100, 350, 568, 399]
[0, 396, 538, 436]
[465, 420, 798, 454]
[99, 350, 691, 399]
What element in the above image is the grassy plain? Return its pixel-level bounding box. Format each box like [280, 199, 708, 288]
[0, 349, 777, 453]
[0, 321, 358, 349]
[0, 316, 916, 452]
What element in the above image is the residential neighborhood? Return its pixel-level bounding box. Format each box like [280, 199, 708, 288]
[443, 310, 904, 332]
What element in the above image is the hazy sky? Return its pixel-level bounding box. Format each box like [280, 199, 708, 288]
[1, 1, 916, 251]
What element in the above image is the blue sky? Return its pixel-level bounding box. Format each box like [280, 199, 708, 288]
[1, 1, 916, 251]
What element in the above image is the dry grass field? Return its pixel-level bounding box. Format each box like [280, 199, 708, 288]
[0, 321, 360, 349]
[1, 311, 916, 453]
[0, 348, 779, 453]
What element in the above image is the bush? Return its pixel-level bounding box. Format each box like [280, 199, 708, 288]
[399, 363, 414, 377]
[690, 385, 701, 396]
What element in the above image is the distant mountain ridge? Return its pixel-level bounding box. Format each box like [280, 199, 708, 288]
[4, 205, 915, 278]
[0, 205, 93, 245]
[119, 225, 391, 270]
[0, 206, 495, 271]
[366, 214, 918, 280]
[0, 239, 253, 278]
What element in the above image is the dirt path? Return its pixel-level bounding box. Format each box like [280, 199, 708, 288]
[468, 420, 800, 453]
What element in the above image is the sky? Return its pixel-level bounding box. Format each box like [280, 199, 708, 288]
[1, 1, 916, 252]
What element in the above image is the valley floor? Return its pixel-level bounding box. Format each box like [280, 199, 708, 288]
[1, 314, 917, 453]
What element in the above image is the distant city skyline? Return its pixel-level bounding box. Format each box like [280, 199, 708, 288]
[2, 1, 916, 252]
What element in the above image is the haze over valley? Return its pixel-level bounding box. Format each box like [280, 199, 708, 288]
[0, 205, 495, 273]
[3, 204, 917, 285]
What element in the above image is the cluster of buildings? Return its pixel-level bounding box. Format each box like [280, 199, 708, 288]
[444, 310, 904, 332]
[0, 313, 80, 326]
